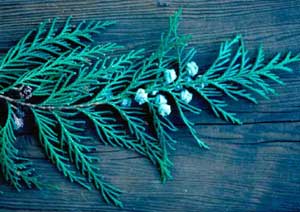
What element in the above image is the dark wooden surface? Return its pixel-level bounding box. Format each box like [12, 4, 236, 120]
[1, 0, 300, 211]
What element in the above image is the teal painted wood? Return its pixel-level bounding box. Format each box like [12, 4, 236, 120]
[0, 0, 300, 211]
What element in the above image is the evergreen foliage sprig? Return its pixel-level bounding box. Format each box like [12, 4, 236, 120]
[0, 9, 299, 207]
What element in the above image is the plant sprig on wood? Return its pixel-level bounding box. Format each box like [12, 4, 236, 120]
[0, 9, 299, 207]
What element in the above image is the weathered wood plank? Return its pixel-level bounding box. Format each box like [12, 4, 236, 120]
[0, 0, 300, 211]
[0, 133, 300, 211]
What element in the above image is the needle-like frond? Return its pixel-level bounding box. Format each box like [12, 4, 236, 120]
[0, 9, 298, 207]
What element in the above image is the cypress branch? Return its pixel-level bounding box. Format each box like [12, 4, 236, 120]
[0, 9, 299, 207]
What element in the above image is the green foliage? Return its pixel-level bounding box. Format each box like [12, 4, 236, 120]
[0, 17, 114, 92]
[186, 35, 300, 124]
[0, 9, 299, 207]
[0, 103, 40, 190]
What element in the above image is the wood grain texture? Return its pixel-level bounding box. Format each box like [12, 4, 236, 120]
[0, 0, 300, 211]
